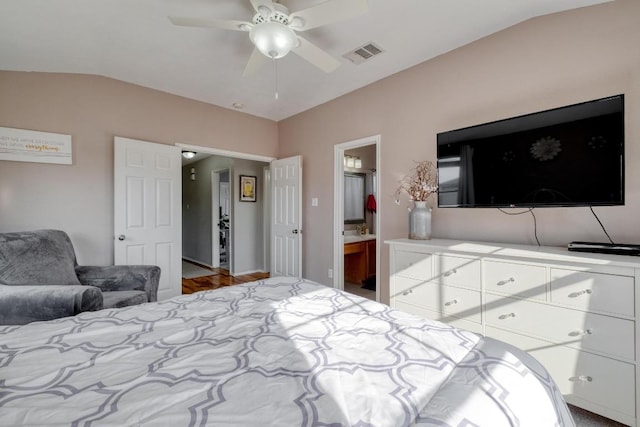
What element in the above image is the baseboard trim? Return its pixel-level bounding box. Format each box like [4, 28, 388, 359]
[232, 269, 267, 276]
[182, 257, 213, 269]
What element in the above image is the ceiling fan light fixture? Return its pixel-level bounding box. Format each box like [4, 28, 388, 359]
[250, 21, 297, 59]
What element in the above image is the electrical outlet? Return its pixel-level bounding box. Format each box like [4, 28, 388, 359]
[328, 268, 333, 279]
[312, 197, 318, 207]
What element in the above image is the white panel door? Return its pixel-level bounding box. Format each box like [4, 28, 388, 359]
[114, 137, 181, 300]
[271, 155, 302, 277]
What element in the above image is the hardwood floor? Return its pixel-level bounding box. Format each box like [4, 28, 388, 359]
[182, 267, 270, 294]
[182, 265, 376, 302]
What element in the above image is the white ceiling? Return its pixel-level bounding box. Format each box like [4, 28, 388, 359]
[0, 0, 611, 122]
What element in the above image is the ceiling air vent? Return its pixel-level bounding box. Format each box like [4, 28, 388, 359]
[343, 42, 385, 65]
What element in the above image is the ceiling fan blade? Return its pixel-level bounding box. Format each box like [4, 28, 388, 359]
[243, 48, 266, 77]
[289, 0, 368, 31]
[169, 16, 251, 32]
[292, 36, 341, 73]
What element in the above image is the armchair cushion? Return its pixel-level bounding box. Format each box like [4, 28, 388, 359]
[75, 265, 161, 303]
[0, 285, 103, 325]
[102, 291, 148, 309]
[0, 230, 81, 287]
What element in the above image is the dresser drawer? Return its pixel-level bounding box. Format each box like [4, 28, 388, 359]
[393, 277, 482, 323]
[484, 260, 546, 301]
[550, 268, 634, 317]
[393, 300, 483, 334]
[391, 250, 432, 280]
[486, 327, 635, 423]
[485, 293, 634, 360]
[432, 255, 481, 290]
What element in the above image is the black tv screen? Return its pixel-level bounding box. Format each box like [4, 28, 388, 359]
[437, 95, 624, 208]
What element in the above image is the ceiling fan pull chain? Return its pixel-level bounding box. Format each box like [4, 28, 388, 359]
[274, 58, 279, 100]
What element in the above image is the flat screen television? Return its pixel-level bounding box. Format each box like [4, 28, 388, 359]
[437, 95, 625, 208]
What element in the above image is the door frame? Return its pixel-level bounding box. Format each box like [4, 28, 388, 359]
[211, 168, 230, 269]
[262, 166, 272, 272]
[177, 143, 275, 163]
[212, 170, 220, 268]
[333, 135, 381, 301]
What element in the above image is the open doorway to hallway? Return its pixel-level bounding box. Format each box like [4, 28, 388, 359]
[180, 151, 271, 289]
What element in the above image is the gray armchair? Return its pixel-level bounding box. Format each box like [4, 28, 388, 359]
[0, 229, 160, 325]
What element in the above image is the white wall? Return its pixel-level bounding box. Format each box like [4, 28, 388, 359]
[232, 158, 268, 275]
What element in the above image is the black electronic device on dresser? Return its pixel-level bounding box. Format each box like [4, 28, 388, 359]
[568, 241, 640, 256]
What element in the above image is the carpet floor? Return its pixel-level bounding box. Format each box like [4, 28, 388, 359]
[569, 404, 626, 426]
[182, 260, 216, 279]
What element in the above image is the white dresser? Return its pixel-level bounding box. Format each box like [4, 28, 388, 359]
[386, 238, 640, 426]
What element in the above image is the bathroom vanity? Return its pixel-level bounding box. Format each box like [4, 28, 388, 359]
[344, 234, 376, 285]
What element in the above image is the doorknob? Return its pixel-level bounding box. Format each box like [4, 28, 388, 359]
[117, 235, 125, 241]
[292, 229, 299, 234]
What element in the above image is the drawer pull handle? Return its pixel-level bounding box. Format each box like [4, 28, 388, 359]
[497, 277, 515, 286]
[444, 299, 458, 306]
[402, 289, 414, 296]
[568, 289, 593, 298]
[443, 268, 458, 277]
[498, 312, 516, 320]
[569, 375, 593, 383]
[569, 328, 593, 337]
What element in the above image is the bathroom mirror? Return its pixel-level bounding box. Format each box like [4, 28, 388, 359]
[344, 172, 365, 224]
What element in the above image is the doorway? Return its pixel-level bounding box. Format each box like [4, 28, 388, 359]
[212, 169, 230, 270]
[333, 135, 381, 302]
[179, 144, 275, 279]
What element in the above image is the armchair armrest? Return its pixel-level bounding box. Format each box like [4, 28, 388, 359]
[75, 265, 161, 302]
[0, 285, 103, 325]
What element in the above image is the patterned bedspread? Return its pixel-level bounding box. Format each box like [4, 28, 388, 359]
[0, 277, 574, 426]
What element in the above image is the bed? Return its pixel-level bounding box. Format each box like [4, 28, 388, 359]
[0, 277, 574, 426]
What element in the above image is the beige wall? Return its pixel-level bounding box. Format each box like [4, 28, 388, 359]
[1, 2, 638, 302]
[278, 0, 640, 301]
[0, 72, 278, 265]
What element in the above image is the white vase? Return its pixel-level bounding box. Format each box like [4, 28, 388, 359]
[409, 201, 432, 240]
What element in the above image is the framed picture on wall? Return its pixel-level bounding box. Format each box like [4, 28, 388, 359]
[240, 175, 257, 202]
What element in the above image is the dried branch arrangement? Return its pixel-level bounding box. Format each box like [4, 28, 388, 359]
[395, 160, 438, 202]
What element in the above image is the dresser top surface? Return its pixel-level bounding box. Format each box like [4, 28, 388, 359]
[385, 238, 640, 269]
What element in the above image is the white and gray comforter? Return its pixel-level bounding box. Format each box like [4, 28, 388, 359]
[0, 277, 574, 426]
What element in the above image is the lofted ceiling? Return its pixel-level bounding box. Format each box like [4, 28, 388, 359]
[0, 0, 611, 122]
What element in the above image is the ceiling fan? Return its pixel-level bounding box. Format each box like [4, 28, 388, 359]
[169, 0, 368, 76]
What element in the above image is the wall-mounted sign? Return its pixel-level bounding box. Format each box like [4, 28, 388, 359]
[0, 126, 72, 165]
